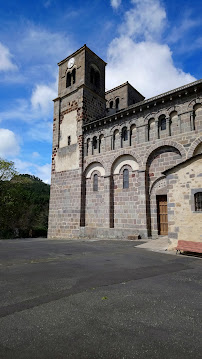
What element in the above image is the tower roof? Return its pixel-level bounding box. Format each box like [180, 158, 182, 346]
[57, 44, 107, 66]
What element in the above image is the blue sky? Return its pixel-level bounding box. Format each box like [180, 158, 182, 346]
[0, 0, 201, 183]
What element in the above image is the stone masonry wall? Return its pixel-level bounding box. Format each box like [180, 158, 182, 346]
[85, 173, 106, 228]
[113, 166, 139, 229]
[83, 90, 202, 238]
[48, 169, 81, 239]
[166, 156, 202, 246]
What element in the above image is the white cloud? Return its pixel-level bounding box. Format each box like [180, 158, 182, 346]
[106, 0, 196, 98]
[14, 159, 51, 184]
[110, 0, 122, 9]
[0, 42, 17, 72]
[27, 122, 53, 143]
[34, 163, 51, 184]
[167, 13, 201, 45]
[32, 152, 40, 158]
[44, 0, 52, 8]
[31, 82, 57, 115]
[106, 37, 195, 98]
[16, 27, 73, 65]
[120, 0, 166, 40]
[0, 79, 56, 125]
[0, 129, 20, 158]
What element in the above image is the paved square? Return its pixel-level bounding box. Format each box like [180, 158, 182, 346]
[0, 238, 201, 358]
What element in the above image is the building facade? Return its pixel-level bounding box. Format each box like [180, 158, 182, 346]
[48, 45, 202, 240]
[164, 154, 202, 247]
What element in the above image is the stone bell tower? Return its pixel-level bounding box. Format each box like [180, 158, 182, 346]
[48, 45, 106, 239]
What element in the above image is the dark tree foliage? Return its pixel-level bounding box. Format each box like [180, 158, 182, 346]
[0, 174, 50, 239]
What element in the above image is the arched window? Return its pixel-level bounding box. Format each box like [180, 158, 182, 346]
[123, 169, 129, 189]
[194, 192, 202, 211]
[115, 98, 119, 110]
[93, 174, 98, 191]
[160, 117, 166, 131]
[93, 136, 97, 150]
[110, 101, 113, 109]
[90, 65, 100, 88]
[72, 69, 76, 84]
[66, 72, 71, 87]
[122, 127, 128, 141]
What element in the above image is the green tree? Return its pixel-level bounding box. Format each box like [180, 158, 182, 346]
[0, 173, 50, 239]
[0, 158, 18, 181]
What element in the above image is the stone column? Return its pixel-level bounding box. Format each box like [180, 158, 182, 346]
[126, 129, 130, 147]
[120, 132, 123, 148]
[145, 124, 149, 142]
[137, 170, 148, 238]
[178, 114, 182, 133]
[91, 140, 93, 155]
[104, 175, 111, 228]
[136, 126, 139, 144]
[84, 141, 87, 157]
[166, 117, 170, 136]
[155, 120, 159, 139]
[190, 112, 195, 131]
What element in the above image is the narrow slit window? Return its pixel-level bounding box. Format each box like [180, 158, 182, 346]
[194, 192, 202, 211]
[123, 169, 129, 189]
[122, 127, 128, 141]
[93, 174, 98, 192]
[160, 117, 166, 130]
[90, 66, 100, 88]
[66, 72, 71, 87]
[72, 69, 76, 84]
[93, 136, 97, 150]
[68, 136, 71, 146]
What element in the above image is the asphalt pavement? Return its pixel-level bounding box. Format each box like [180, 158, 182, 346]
[0, 238, 201, 359]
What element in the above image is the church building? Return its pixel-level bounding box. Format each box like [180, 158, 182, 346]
[48, 45, 202, 240]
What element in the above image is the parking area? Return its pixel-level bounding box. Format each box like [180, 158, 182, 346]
[0, 238, 201, 359]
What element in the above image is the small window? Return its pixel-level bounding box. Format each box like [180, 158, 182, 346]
[195, 192, 202, 211]
[66, 72, 71, 87]
[122, 127, 128, 141]
[68, 136, 71, 146]
[72, 69, 76, 84]
[115, 98, 119, 110]
[93, 174, 98, 191]
[123, 169, 129, 189]
[160, 117, 166, 131]
[90, 66, 100, 88]
[110, 101, 113, 109]
[93, 136, 97, 150]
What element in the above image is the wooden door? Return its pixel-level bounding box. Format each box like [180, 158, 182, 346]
[157, 195, 168, 235]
